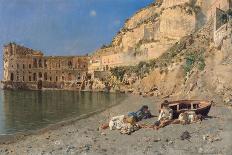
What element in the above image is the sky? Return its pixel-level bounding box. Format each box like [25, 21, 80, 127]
[0, 0, 154, 78]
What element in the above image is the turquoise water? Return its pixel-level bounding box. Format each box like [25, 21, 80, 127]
[0, 90, 127, 135]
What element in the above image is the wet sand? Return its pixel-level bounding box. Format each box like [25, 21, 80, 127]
[0, 95, 231, 155]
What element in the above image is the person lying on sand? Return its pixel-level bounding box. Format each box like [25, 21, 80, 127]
[128, 105, 153, 122]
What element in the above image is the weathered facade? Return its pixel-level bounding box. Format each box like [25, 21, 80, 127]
[207, 0, 232, 19]
[211, 0, 232, 47]
[214, 9, 232, 47]
[2, 43, 89, 90]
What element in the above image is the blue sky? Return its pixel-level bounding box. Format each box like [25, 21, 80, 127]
[0, 0, 154, 78]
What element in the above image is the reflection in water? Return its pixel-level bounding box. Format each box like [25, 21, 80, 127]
[0, 90, 127, 135]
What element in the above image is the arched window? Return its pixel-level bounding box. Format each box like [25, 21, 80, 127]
[29, 76, 31, 81]
[10, 73, 14, 81]
[39, 72, 42, 79]
[68, 73, 72, 81]
[56, 76, 58, 82]
[33, 58, 37, 68]
[77, 73, 81, 80]
[44, 72, 47, 81]
[33, 73, 37, 81]
[68, 61, 72, 68]
[38, 59, 42, 68]
[44, 60, 47, 68]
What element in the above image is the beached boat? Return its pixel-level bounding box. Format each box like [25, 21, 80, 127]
[160, 100, 212, 118]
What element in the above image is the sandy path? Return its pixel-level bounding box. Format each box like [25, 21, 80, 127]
[0, 95, 231, 155]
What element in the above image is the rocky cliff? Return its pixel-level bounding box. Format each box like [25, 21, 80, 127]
[94, 0, 208, 61]
[92, 0, 232, 104]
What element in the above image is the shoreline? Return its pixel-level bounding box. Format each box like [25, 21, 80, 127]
[0, 95, 231, 155]
[0, 93, 130, 145]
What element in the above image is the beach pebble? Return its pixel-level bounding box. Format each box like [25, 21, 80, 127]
[167, 140, 174, 145]
[27, 146, 32, 148]
[45, 136, 50, 140]
[203, 134, 208, 141]
[180, 131, 191, 140]
[101, 132, 106, 136]
[198, 147, 204, 153]
[153, 138, 161, 142]
[101, 148, 107, 152]
[66, 146, 76, 153]
[84, 144, 91, 151]
[203, 134, 222, 143]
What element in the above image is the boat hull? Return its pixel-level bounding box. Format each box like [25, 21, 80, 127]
[161, 100, 212, 119]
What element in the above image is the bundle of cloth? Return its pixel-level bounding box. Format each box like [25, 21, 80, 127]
[109, 115, 140, 135]
[108, 105, 153, 134]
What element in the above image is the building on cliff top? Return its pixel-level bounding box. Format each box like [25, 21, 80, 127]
[207, 0, 232, 19]
[206, 0, 231, 47]
[2, 43, 90, 90]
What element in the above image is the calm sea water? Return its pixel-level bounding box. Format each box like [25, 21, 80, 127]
[0, 90, 127, 135]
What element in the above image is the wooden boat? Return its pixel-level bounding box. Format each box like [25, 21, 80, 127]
[160, 100, 212, 118]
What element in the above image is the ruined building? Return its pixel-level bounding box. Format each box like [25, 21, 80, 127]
[2, 43, 89, 90]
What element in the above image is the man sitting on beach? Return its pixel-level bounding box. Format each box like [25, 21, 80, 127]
[153, 100, 174, 129]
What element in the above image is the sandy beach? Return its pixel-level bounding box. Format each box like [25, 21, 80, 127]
[0, 95, 231, 155]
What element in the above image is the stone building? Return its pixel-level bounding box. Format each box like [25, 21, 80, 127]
[207, 0, 232, 47]
[214, 8, 232, 47]
[207, 0, 232, 19]
[2, 43, 89, 90]
[101, 52, 125, 71]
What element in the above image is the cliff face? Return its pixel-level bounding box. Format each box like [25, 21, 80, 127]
[130, 18, 232, 103]
[94, 0, 209, 64]
[91, 0, 232, 103]
[159, 6, 196, 39]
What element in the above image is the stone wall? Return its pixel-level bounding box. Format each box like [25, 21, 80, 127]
[3, 43, 89, 90]
[88, 57, 102, 72]
[101, 52, 125, 70]
[214, 19, 232, 47]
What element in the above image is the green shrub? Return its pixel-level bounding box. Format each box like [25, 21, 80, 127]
[110, 67, 126, 81]
[227, 9, 232, 16]
[183, 49, 205, 76]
